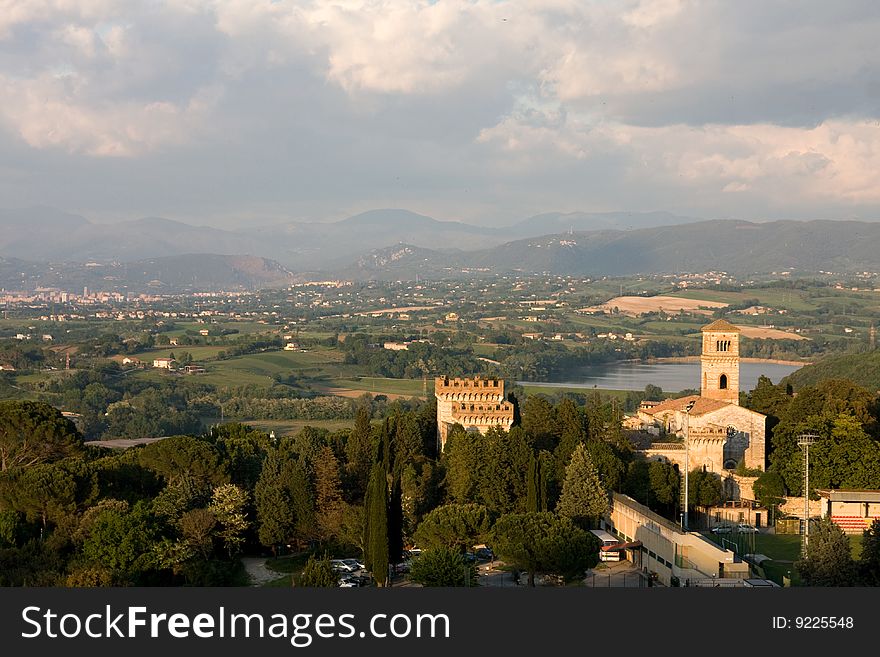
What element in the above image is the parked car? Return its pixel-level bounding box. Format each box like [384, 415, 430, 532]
[710, 525, 732, 534]
[738, 523, 759, 533]
[330, 559, 356, 573]
[475, 547, 495, 561]
[341, 558, 364, 571]
[338, 575, 361, 588]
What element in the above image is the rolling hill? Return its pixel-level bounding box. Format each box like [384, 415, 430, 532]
[335, 219, 880, 279]
[781, 351, 880, 391]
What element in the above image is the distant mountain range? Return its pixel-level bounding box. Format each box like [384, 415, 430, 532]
[0, 206, 700, 270]
[342, 219, 880, 280]
[2, 207, 880, 290]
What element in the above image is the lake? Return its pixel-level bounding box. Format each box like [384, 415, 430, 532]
[519, 360, 802, 393]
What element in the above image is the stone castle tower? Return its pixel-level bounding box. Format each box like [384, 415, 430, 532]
[700, 319, 740, 406]
[434, 376, 515, 449]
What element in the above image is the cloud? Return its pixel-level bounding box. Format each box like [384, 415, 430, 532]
[0, 0, 878, 222]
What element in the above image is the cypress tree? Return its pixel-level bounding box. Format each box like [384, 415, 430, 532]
[364, 462, 389, 586]
[387, 476, 404, 564]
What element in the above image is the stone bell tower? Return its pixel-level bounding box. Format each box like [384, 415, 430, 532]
[700, 319, 740, 406]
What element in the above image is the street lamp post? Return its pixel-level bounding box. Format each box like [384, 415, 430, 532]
[683, 400, 696, 531]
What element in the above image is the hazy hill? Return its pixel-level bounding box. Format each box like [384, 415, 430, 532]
[360, 219, 880, 278]
[509, 211, 699, 237]
[337, 243, 467, 281]
[0, 254, 296, 293]
[0, 206, 699, 269]
[782, 351, 880, 391]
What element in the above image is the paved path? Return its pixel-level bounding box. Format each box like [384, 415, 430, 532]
[242, 557, 285, 587]
[584, 560, 645, 587]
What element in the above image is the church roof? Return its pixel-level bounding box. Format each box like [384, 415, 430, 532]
[701, 318, 741, 332]
[640, 394, 730, 416]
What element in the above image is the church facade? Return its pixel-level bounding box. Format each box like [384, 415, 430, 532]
[635, 319, 767, 473]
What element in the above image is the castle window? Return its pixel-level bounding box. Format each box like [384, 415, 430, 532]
[719, 374, 728, 390]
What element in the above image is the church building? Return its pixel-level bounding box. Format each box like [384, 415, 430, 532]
[635, 319, 767, 473]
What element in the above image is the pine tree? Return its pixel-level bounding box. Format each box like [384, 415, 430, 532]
[555, 443, 608, 527]
[796, 516, 858, 586]
[300, 553, 339, 588]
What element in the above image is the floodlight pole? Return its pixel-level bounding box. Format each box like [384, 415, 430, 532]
[797, 434, 819, 558]
[683, 400, 696, 531]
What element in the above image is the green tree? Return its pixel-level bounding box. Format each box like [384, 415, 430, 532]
[0, 462, 78, 528]
[859, 519, 880, 586]
[254, 449, 314, 551]
[414, 503, 491, 552]
[314, 445, 345, 543]
[521, 396, 558, 451]
[0, 400, 83, 472]
[525, 451, 548, 512]
[796, 516, 858, 586]
[646, 460, 681, 519]
[208, 483, 248, 557]
[555, 444, 608, 527]
[585, 439, 626, 492]
[300, 553, 339, 587]
[811, 413, 880, 490]
[688, 468, 724, 514]
[491, 512, 600, 586]
[554, 398, 586, 480]
[137, 436, 227, 487]
[345, 406, 374, 501]
[752, 470, 786, 523]
[363, 461, 389, 586]
[81, 502, 158, 582]
[410, 546, 477, 587]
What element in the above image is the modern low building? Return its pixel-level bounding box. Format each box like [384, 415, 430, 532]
[604, 492, 750, 586]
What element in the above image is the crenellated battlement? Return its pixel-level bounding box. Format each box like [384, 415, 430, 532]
[435, 375, 505, 396]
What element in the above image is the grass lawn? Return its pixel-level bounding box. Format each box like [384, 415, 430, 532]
[703, 531, 865, 586]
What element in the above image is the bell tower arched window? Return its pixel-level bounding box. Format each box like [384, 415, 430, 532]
[719, 374, 728, 390]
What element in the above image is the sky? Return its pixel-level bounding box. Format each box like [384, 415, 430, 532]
[0, 0, 879, 228]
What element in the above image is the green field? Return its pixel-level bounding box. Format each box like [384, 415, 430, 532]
[703, 531, 865, 586]
[671, 289, 818, 312]
[329, 376, 430, 397]
[224, 418, 354, 436]
[132, 345, 228, 361]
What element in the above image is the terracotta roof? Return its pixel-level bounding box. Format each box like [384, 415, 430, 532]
[701, 319, 741, 332]
[640, 394, 730, 416]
